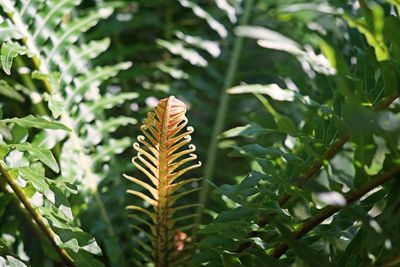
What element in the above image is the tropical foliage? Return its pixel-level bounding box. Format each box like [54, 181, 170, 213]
[0, 0, 399, 266]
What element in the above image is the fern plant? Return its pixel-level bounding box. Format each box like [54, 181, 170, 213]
[125, 96, 201, 266]
[0, 1, 136, 265]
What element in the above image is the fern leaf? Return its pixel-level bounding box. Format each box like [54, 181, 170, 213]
[126, 96, 201, 266]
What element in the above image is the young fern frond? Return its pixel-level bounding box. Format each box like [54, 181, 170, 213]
[125, 96, 201, 267]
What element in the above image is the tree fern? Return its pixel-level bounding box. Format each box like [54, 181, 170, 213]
[125, 96, 201, 266]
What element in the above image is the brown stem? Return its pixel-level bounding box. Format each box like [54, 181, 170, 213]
[235, 91, 399, 253]
[270, 164, 400, 258]
[0, 163, 76, 266]
[278, 134, 349, 207]
[278, 90, 399, 207]
[381, 253, 400, 267]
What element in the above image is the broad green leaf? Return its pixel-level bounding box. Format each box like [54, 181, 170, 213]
[0, 41, 31, 75]
[14, 167, 55, 203]
[235, 25, 303, 55]
[235, 25, 336, 75]
[157, 39, 208, 67]
[45, 7, 114, 63]
[44, 93, 64, 119]
[32, 129, 67, 150]
[220, 124, 281, 139]
[385, 0, 400, 13]
[0, 80, 24, 102]
[222, 254, 243, 267]
[227, 84, 295, 101]
[179, 0, 227, 38]
[98, 116, 137, 133]
[60, 38, 111, 83]
[2, 256, 26, 267]
[1, 115, 70, 131]
[175, 31, 221, 57]
[65, 62, 133, 107]
[74, 231, 102, 255]
[0, 146, 9, 160]
[342, 5, 389, 62]
[230, 144, 302, 163]
[274, 220, 333, 267]
[92, 137, 131, 164]
[76, 92, 138, 122]
[13, 143, 59, 172]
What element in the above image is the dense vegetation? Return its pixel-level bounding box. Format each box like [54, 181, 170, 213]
[0, 0, 400, 266]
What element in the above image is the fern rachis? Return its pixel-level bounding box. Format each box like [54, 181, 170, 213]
[125, 96, 201, 266]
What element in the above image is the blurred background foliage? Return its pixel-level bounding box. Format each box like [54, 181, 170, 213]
[0, 0, 400, 266]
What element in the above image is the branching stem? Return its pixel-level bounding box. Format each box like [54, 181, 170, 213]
[270, 164, 400, 258]
[236, 91, 399, 253]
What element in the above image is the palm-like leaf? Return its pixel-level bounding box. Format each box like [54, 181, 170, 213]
[125, 96, 201, 266]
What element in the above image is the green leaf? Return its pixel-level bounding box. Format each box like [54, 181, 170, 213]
[32, 71, 61, 94]
[179, 0, 227, 38]
[1, 256, 26, 267]
[0, 41, 31, 75]
[230, 144, 302, 163]
[92, 137, 131, 164]
[32, 128, 68, 150]
[235, 25, 336, 75]
[65, 62, 133, 107]
[274, 220, 333, 267]
[227, 84, 295, 101]
[222, 254, 243, 267]
[220, 124, 281, 139]
[15, 167, 55, 203]
[99, 116, 137, 133]
[385, 0, 400, 14]
[45, 7, 114, 63]
[13, 143, 59, 173]
[342, 6, 389, 62]
[76, 92, 139, 122]
[44, 93, 64, 119]
[1, 115, 70, 131]
[0, 80, 24, 102]
[0, 146, 9, 160]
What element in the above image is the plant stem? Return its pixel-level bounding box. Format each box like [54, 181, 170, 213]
[196, 0, 255, 226]
[235, 90, 399, 253]
[5, 2, 117, 240]
[0, 180, 58, 265]
[381, 253, 400, 267]
[270, 164, 400, 258]
[278, 90, 399, 207]
[0, 163, 75, 266]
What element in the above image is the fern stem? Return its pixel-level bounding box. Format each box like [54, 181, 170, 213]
[270, 164, 400, 258]
[156, 97, 173, 267]
[196, 0, 255, 225]
[4, 3, 118, 242]
[0, 180, 59, 264]
[61, 113, 116, 237]
[0, 163, 75, 266]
